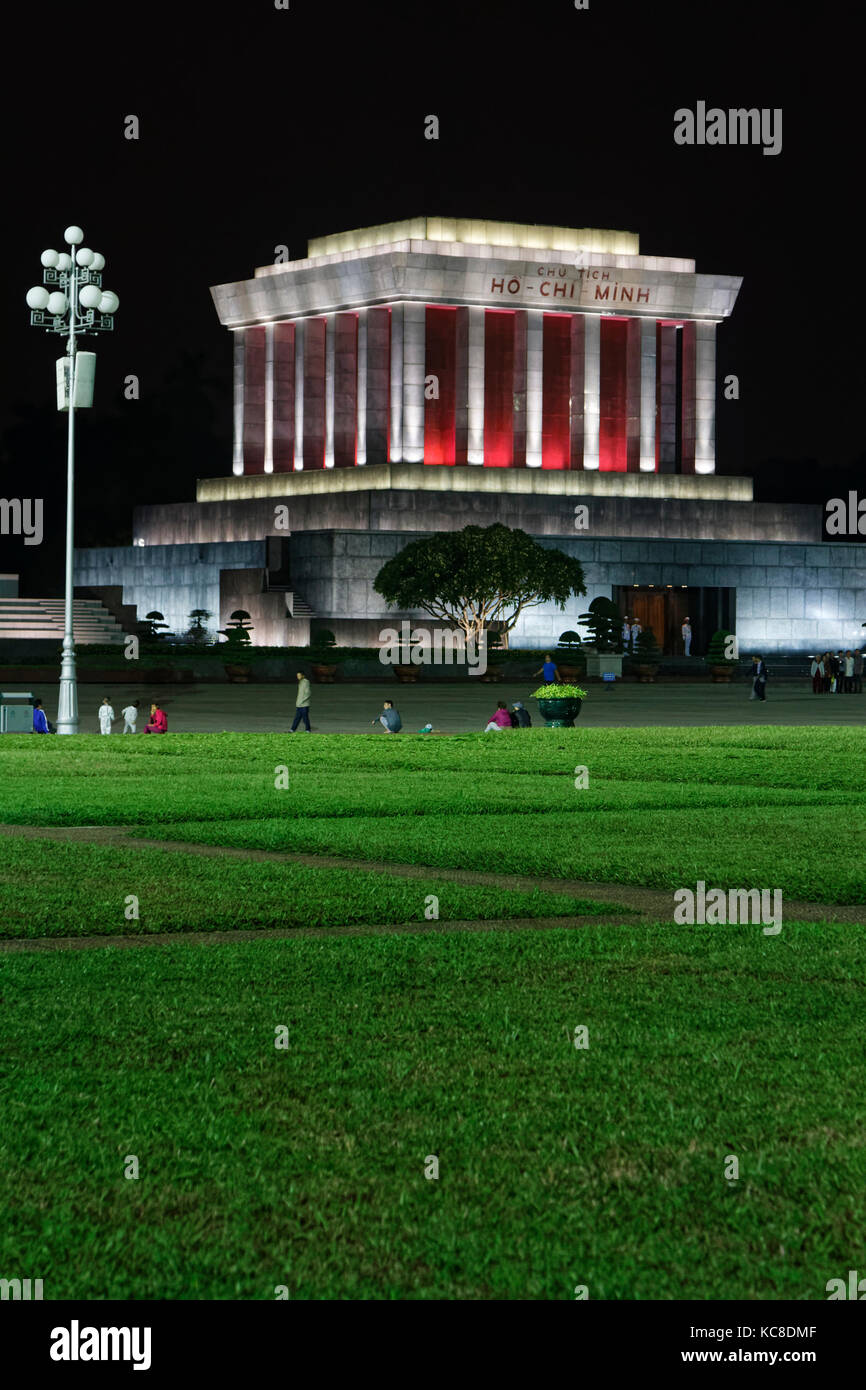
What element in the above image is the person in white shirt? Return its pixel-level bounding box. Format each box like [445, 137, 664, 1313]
[122, 700, 140, 733]
[621, 618, 631, 648]
[681, 617, 692, 656]
[98, 697, 115, 734]
[630, 618, 642, 648]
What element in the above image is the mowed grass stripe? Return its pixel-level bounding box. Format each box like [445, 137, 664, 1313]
[1, 925, 864, 1299]
[0, 836, 619, 939]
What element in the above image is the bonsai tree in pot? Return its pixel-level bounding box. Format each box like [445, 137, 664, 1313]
[634, 626, 661, 682]
[704, 629, 739, 682]
[185, 609, 214, 645]
[578, 597, 623, 653]
[219, 610, 254, 682]
[529, 682, 588, 728]
[556, 629, 584, 682]
[310, 628, 338, 682]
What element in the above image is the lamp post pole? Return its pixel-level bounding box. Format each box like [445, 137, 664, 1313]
[26, 226, 118, 734]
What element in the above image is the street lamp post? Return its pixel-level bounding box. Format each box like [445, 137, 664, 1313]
[26, 226, 118, 734]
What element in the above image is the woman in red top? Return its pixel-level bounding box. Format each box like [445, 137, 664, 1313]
[144, 702, 167, 733]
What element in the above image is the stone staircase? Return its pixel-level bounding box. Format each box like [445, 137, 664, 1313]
[0, 597, 126, 645]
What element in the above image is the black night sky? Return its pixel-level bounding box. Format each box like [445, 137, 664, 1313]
[1, 0, 861, 595]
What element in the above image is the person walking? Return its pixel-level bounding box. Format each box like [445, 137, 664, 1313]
[143, 702, 167, 733]
[291, 671, 312, 732]
[98, 697, 115, 734]
[810, 655, 824, 695]
[854, 649, 864, 694]
[844, 650, 854, 693]
[484, 701, 513, 732]
[532, 653, 561, 685]
[750, 655, 768, 701]
[32, 698, 50, 733]
[681, 616, 693, 656]
[371, 699, 402, 733]
[122, 699, 140, 733]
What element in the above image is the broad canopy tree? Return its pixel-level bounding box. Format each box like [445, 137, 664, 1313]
[373, 524, 586, 648]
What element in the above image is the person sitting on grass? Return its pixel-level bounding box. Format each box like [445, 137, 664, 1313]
[144, 701, 168, 733]
[510, 700, 532, 727]
[484, 701, 512, 732]
[372, 700, 402, 733]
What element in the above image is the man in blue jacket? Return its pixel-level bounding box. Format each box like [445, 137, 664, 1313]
[32, 699, 51, 733]
[750, 656, 768, 701]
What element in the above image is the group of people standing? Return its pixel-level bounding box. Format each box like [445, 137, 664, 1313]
[810, 651, 864, 694]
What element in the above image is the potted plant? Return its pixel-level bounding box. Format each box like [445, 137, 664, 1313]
[704, 629, 739, 683]
[634, 626, 661, 682]
[310, 628, 339, 682]
[219, 610, 254, 682]
[530, 682, 588, 727]
[556, 630, 584, 682]
[578, 598, 624, 678]
[185, 609, 214, 645]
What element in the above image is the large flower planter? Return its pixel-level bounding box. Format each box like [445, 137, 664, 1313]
[537, 696, 583, 728]
[584, 653, 623, 679]
[311, 663, 338, 683]
[224, 663, 251, 683]
[709, 665, 734, 683]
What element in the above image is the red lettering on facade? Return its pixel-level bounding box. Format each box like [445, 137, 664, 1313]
[619, 286, 633, 302]
[595, 285, 610, 299]
[490, 278, 505, 293]
[507, 278, 520, 294]
[553, 282, 567, 297]
[637, 288, 650, 303]
[540, 281, 550, 296]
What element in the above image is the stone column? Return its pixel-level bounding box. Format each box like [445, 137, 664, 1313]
[583, 315, 601, 469]
[695, 321, 717, 474]
[525, 309, 543, 467]
[467, 306, 485, 464]
[293, 319, 305, 470]
[389, 303, 403, 462]
[402, 302, 426, 463]
[356, 308, 367, 464]
[640, 317, 657, 471]
[232, 330, 244, 476]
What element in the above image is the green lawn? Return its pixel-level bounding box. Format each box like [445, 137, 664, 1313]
[1, 926, 864, 1299]
[0, 726, 863, 1298]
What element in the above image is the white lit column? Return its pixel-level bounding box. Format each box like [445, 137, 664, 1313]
[583, 314, 600, 469]
[232, 330, 244, 475]
[293, 318, 305, 470]
[695, 321, 717, 474]
[356, 308, 367, 464]
[639, 317, 656, 471]
[325, 313, 335, 467]
[467, 307, 485, 463]
[525, 309, 543, 467]
[389, 303, 403, 461]
[263, 323, 274, 473]
[402, 302, 426, 462]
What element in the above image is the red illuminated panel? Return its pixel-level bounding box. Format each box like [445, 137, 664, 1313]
[334, 313, 358, 467]
[625, 318, 641, 472]
[569, 316, 585, 468]
[656, 322, 677, 470]
[483, 310, 515, 467]
[542, 314, 571, 468]
[599, 318, 628, 471]
[242, 325, 266, 474]
[272, 323, 295, 472]
[681, 321, 696, 473]
[302, 318, 326, 469]
[424, 306, 457, 464]
[365, 307, 390, 466]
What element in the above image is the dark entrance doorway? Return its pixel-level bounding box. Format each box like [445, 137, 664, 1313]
[614, 587, 736, 656]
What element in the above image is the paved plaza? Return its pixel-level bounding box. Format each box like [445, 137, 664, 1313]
[25, 679, 866, 734]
